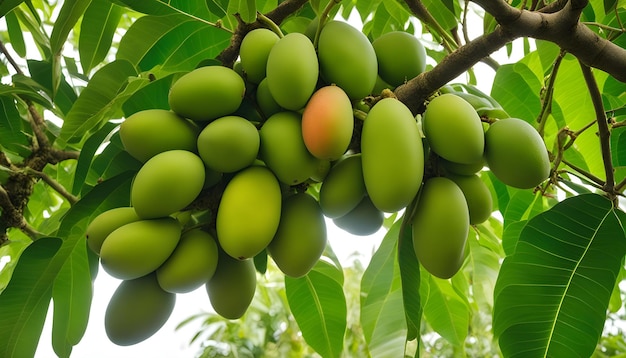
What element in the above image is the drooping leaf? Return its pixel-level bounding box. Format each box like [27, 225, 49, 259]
[71, 122, 118, 195]
[0, 95, 30, 157]
[0, 0, 25, 18]
[27, 60, 77, 115]
[115, 0, 214, 20]
[397, 218, 421, 341]
[121, 73, 178, 117]
[491, 62, 542, 124]
[50, 0, 93, 55]
[494, 194, 626, 358]
[5, 10, 26, 57]
[79, 0, 123, 74]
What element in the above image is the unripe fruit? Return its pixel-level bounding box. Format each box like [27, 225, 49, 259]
[256, 78, 282, 118]
[485, 118, 550, 189]
[333, 196, 384, 236]
[105, 273, 176, 346]
[206, 252, 257, 319]
[216, 166, 282, 260]
[266, 33, 319, 110]
[119, 109, 199, 162]
[422, 93, 485, 164]
[448, 174, 493, 224]
[239, 28, 280, 84]
[131, 150, 205, 219]
[156, 229, 219, 293]
[372, 31, 426, 87]
[361, 98, 424, 212]
[259, 111, 319, 185]
[440, 157, 485, 176]
[100, 217, 181, 280]
[317, 20, 377, 99]
[268, 193, 327, 278]
[319, 154, 366, 218]
[168, 66, 245, 121]
[412, 177, 469, 279]
[86, 207, 140, 255]
[197, 116, 260, 173]
[302, 86, 353, 160]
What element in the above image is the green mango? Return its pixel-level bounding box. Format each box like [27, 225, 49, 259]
[439, 157, 485, 176]
[422, 93, 485, 164]
[266, 32, 318, 110]
[333, 196, 384, 236]
[240, 28, 280, 84]
[156, 228, 219, 293]
[361, 98, 424, 212]
[86, 207, 140, 255]
[412, 177, 469, 279]
[168, 65, 245, 121]
[256, 77, 282, 118]
[485, 118, 551, 189]
[197, 115, 260, 173]
[105, 273, 176, 346]
[317, 20, 377, 100]
[119, 109, 199, 162]
[268, 193, 327, 278]
[100, 217, 181, 280]
[131, 150, 205, 219]
[447, 174, 493, 224]
[216, 165, 282, 260]
[206, 252, 257, 319]
[372, 31, 426, 87]
[259, 111, 319, 185]
[319, 154, 366, 218]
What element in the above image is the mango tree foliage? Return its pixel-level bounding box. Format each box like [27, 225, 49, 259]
[0, 0, 625, 357]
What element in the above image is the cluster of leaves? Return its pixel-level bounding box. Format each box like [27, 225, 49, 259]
[0, 0, 625, 357]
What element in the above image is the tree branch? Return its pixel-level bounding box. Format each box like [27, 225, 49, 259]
[24, 168, 78, 205]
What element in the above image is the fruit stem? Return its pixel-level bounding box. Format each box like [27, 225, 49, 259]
[313, 0, 341, 48]
[257, 11, 284, 38]
[353, 109, 368, 122]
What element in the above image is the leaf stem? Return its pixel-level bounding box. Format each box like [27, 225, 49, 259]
[561, 158, 605, 187]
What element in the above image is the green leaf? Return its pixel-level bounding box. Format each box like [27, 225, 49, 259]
[227, 0, 256, 23]
[71, 121, 119, 195]
[421, 0, 458, 31]
[5, 10, 26, 57]
[285, 260, 346, 358]
[50, 0, 92, 55]
[360, 220, 408, 357]
[27, 60, 77, 115]
[0, 95, 30, 157]
[79, 0, 123, 74]
[0, 237, 62, 358]
[493, 194, 626, 358]
[116, 0, 213, 19]
[397, 219, 421, 341]
[491, 62, 542, 124]
[121, 73, 178, 117]
[605, 0, 618, 13]
[0, 0, 25, 18]
[467, 236, 500, 309]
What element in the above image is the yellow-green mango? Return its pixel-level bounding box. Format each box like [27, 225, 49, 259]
[131, 150, 205, 219]
[317, 20, 377, 99]
[319, 154, 366, 218]
[333, 196, 384, 236]
[422, 93, 485, 164]
[267, 193, 327, 278]
[86, 207, 140, 255]
[448, 174, 493, 224]
[156, 228, 219, 293]
[361, 98, 424, 212]
[266, 33, 318, 110]
[240, 28, 280, 84]
[119, 109, 199, 162]
[206, 251, 257, 319]
[197, 115, 260, 173]
[100, 217, 181, 280]
[259, 111, 319, 185]
[372, 31, 426, 87]
[256, 77, 282, 118]
[485, 118, 550, 189]
[216, 166, 282, 260]
[105, 273, 175, 346]
[412, 177, 469, 279]
[168, 65, 245, 121]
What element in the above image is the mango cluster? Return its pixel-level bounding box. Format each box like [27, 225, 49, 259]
[84, 18, 551, 346]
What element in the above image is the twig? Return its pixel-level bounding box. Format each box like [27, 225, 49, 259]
[561, 158, 605, 187]
[403, 0, 458, 52]
[0, 40, 24, 75]
[24, 167, 79, 205]
[536, 49, 566, 136]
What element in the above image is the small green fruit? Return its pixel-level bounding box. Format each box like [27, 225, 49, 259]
[206, 252, 257, 319]
[240, 28, 280, 84]
[256, 78, 282, 118]
[319, 154, 366, 219]
[448, 174, 493, 224]
[197, 116, 260, 173]
[333, 196, 384, 236]
[86, 207, 140, 255]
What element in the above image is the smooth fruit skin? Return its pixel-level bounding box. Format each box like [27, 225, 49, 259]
[206, 252, 257, 319]
[259, 111, 319, 185]
[86, 207, 140, 255]
[168, 65, 245, 121]
[361, 98, 424, 212]
[197, 115, 260, 173]
[216, 166, 282, 260]
[485, 118, 550, 189]
[239, 28, 280, 84]
[266, 33, 319, 110]
[412, 177, 469, 279]
[440, 157, 485, 176]
[105, 273, 176, 346]
[448, 174, 493, 224]
[256, 78, 282, 118]
[333, 196, 384, 236]
[317, 20, 378, 99]
[319, 154, 366, 218]
[100, 217, 181, 280]
[156, 229, 219, 293]
[302, 86, 353, 160]
[131, 150, 205, 219]
[372, 31, 426, 87]
[422, 93, 485, 164]
[268, 193, 327, 278]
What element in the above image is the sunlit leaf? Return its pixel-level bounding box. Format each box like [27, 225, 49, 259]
[5, 10, 26, 57]
[79, 0, 123, 74]
[50, 0, 92, 55]
[491, 62, 542, 124]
